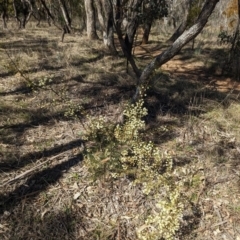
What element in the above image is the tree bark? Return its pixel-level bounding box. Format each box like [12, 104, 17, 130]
[1, 13, 7, 28]
[134, 0, 220, 101]
[95, 0, 117, 55]
[84, 0, 98, 39]
[142, 20, 152, 44]
[224, 0, 240, 80]
[1, 0, 8, 28]
[57, 0, 72, 41]
[59, 0, 71, 26]
[114, 0, 143, 76]
[13, 0, 20, 28]
[39, 0, 55, 24]
[13, 0, 32, 29]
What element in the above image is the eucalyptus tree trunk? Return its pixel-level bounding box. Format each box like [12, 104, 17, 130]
[223, 0, 240, 80]
[1, 0, 8, 28]
[95, 0, 117, 55]
[142, 20, 152, 44]
[114, 0, 143, 76]
[134, 0, 220, 101]
[84, 0, 98, 39]
[141, 1, 153, 44]
[235, 0, 240, 80]
[57, 0, 72, 41]
[13, 0, 35, 28]
[58, 0, 71, 29]
[1, 12, 7, 28]
[124, 0, 141, 56]
[13, 0, 22, 28]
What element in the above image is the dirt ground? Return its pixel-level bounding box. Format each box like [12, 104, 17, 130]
[0, 22, 240, 239]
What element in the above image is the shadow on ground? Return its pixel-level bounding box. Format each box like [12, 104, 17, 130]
[0, 138, 84, 172]
[1, 199, 84, 240]
[0, 151, 83, 215]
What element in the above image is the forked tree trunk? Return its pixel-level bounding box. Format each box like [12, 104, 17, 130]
[114, 0, 143, 76]
[24, 1, 34, 26]
[12, 0, 32, 29]
[134, 0, 220, 101]
[84, 0, 98, 39]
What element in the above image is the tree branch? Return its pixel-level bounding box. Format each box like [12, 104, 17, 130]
[133, 0, 220, 101]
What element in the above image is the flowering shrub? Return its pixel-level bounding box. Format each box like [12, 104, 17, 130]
[84, 95, 184, 239]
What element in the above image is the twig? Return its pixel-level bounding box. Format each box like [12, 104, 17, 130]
[214, 206, 223, 222]
[4, 50, 30, 83]
[211, 220, 229, 229]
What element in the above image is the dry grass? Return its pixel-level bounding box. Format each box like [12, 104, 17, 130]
[0, 21, 240, 240]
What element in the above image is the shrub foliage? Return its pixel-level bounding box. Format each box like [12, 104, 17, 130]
[83, 90, 185, 239]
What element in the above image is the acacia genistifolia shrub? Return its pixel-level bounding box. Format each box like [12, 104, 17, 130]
[83, 87, 185, 240]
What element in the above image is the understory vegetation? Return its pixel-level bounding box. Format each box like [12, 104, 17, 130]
[0, 21, 240, 240]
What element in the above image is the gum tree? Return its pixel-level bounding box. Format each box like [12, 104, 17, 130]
[0, 0, 8, 28]
[84, 0, 98, 39]
[95, 0, 118, 54]
[134, 0, 220, 100]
